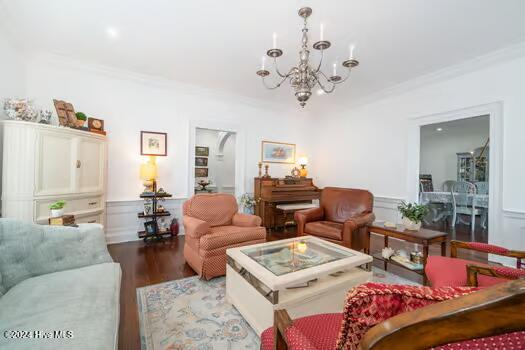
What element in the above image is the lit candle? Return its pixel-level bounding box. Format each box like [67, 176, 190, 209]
[261, 56, 266, 70]
[333, 62, 337, 76]
[320, 23, 324, 41]
[272, 32, 277, 49]
[349, 44, 356, 59]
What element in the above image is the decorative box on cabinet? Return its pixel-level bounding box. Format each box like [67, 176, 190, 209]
[1, 121, 107, 226]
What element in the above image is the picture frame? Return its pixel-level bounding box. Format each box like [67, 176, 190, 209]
[144, 220, 158, 235]
[143, 201, 153, 215]
[53, 99, 77, 127]
[141, 131, 167, 156]
[195, 146, 209, 157]
[195, 157, 208, 167]
[88, 117, 105, 135]
[195, 167, 209, 177]
[261, 140, 296, 164]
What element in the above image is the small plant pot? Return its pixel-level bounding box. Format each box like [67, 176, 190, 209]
[402, 217, 421, 231]
[75, 119, 86, 128]
[50, 208, 64, 218]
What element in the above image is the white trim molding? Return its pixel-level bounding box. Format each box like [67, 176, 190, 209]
[407, 101, 505, 260]
[188, 120, 245, 199]
[105, 199, 185, 244]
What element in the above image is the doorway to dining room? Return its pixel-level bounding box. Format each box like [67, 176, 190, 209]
[418, 115, 490, 241]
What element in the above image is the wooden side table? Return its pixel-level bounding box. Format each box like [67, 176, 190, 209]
[366, 223, 448, 285]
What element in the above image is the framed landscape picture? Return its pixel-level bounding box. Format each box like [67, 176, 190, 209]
[195, 167, 209, 177]
[195, 157, 208, 167]
[195, 146, 209, 157]
[261, 141, 296, 164]
[141, 131, 167, 156]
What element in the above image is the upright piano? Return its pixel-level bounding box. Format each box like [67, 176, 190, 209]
[254, 177, 320, 230]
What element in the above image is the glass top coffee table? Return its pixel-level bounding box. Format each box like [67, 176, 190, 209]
[226, 236, 372, 334]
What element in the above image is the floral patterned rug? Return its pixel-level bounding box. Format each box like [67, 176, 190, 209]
[137, 267, 417, 350]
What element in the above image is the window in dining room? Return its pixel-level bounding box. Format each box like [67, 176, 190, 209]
[419, 115, 490, 240]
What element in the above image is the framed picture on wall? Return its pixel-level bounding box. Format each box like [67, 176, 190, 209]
[195, 157, 208, 167]
[195, 167, 209, 177]
[195, 146, 209, 157]
[261, 140, 296, 164]
[141, 131, 167, 156]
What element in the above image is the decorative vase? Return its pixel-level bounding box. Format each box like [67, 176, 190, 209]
[50, 208, 64, 218]
[243, 206, 254, 215]
[75, 119, 85, 128]
[402, 217, 421, 231]
[170, 218, 179, 236]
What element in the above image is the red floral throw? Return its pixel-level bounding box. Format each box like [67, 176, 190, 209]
[335, 283, 478, 350]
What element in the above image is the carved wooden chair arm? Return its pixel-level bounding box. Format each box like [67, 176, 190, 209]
[450, 240, 525, 269]
[360, 279, 525, 349]
[467, 264, 525, 287]
[273, 309, 293, 350]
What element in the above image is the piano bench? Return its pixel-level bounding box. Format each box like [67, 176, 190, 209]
[275, 203, 319, 232]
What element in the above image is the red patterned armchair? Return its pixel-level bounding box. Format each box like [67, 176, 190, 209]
[425, 240, 525, 288]
[182, 193, 266, 280]
[261, 280, 525, 350]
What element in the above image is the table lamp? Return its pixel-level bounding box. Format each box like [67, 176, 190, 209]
[140, 157, 157, 193]
[298, 156, 308, 177]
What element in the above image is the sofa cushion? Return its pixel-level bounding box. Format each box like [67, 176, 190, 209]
[305, 221, 343, 240]
[425, 256, 508, 287]
[0, 219, 113, 296]
[0, 262, 121, 350]
[200, 225, 266, 253]
[183, 194, 238, 227]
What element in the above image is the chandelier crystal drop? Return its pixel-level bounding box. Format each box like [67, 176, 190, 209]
[256, 7, 359, 107]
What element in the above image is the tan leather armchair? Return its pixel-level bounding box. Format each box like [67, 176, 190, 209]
[294, 187, 375, 251]
[183, 193, 266, 280]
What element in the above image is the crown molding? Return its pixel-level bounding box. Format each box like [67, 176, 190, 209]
[324, 41, 525, 116]
[25, 52, 303, 116]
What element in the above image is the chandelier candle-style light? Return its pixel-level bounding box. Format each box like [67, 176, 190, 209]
[256, 7, 359, 107]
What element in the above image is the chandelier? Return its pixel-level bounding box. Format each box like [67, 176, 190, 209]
[256, 7, 359, 107]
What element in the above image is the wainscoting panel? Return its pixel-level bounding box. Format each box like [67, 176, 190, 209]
[373, 196, 403, 222]
[105, 199, 186, 244]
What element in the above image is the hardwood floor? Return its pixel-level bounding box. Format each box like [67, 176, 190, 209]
[108, 220, 489, 350]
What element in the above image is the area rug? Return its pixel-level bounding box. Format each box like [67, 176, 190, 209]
[137, 267, 417, 350]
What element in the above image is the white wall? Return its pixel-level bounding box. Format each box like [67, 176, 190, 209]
[420, 116, 490, 190]
[22, 55, 313, 242]
[0, 30, 25, 103]
[195, 128, 236, 194]
[0, 29, 26, 213]
[311, 53, 525, 257]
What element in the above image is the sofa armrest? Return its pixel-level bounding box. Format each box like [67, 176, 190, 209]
[232, 213, 262, 227]
[0, 220, 113, 295]
[183, 215, 211, 239]
[294, 207, 324, 235]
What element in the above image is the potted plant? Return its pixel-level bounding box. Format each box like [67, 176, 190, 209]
[75, 112, 87, 128]
[239, 193, 257, 214]
[49, 200, 66, 218]
[397, 201, 429, 231]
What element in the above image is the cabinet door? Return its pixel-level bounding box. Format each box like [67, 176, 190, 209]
[77, 137, 105, 193]
[35, 131, 76, 196]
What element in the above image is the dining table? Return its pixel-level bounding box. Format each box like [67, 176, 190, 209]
[420, 191, 489, 208]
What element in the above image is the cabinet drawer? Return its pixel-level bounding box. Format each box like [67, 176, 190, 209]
[76, 214, 103, 224]
[35, 196, 104, 221]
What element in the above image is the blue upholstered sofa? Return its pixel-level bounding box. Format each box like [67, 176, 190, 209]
[0, 219, 121, 350]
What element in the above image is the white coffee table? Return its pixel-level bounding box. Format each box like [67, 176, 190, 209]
[226, 236, 373, 335]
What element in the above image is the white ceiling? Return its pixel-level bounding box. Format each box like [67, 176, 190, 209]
[2, 0, 525, 109]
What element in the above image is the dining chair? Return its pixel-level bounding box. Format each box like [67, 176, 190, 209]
[442, 180, 456, 192]
[475, 181, 489, 195]
[451, 181, 482, 234]
[474, 181, 489, 228]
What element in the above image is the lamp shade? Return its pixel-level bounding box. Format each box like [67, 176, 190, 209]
[140, 161, 157, 181]
[298, 156, 308, 166]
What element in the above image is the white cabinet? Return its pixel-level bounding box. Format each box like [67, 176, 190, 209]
[1, 121, 107, 226]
